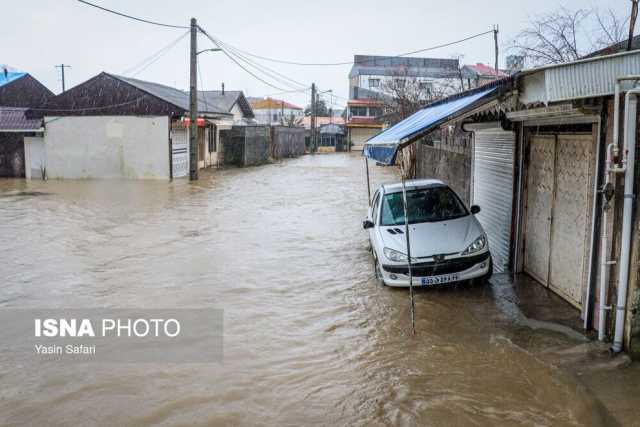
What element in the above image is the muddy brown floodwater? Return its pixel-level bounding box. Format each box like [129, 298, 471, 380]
[0, 153, 639, 426]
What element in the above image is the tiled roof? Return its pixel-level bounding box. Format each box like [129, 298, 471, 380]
[301, 116, 345, 129]
[462, 63, 507, 78]
[249, 97, 303, 110]
[0, 107, 42, 131]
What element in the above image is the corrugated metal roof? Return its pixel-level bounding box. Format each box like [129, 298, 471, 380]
[109, 74, 229, 115]
[0, 107, 42, 131]
[518, 49, 640, 105]
[363, 87, 497, 164]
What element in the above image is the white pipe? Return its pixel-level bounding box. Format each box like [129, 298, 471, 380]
[611, 89, 640, 353]
[599, 142, 614, 341]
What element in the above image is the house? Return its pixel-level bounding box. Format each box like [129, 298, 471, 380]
[0, 66, 52, 177]
[201, 90, 255, 125]
[460, 63, 508, 89]
[363, 47, 640, 357]
[346, 55, 460, 150]
[301, 116, 345, 150]
[28, 72, 253, 179]
[248, 97, 304, 126]
[346, 98, 384, 150]
[318, 123, 346, 153]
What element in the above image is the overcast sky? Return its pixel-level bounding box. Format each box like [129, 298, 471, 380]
[1, 0, 631, 108]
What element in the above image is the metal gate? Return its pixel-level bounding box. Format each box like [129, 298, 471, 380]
[524, 133, 594, 308]
[472, 129, 515, 273]
[171, 128, 188, 178]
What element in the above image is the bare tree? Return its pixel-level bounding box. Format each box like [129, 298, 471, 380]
[594, 8, 630, 49]
[511, 6, 633, 66]
[280, 113, 303, 127]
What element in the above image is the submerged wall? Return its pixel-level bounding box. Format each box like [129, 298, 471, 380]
[414, 125, 473, 205]
[43, 116, 170, 180]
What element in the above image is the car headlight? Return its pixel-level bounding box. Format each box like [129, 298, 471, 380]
[383, 247, 415, 262]
[461, 235, 487, 255]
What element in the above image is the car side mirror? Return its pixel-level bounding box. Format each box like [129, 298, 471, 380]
[470, 205, 481, 214]
[363, 220, 374, 229]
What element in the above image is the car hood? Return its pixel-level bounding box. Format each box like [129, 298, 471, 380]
[379, 215, 484, 258]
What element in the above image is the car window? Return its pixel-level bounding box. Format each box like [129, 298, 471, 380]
[380, 186, 468, 226]
[371, 191, 381, 224]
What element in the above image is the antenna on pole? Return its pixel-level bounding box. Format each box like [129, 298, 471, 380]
[55, 64, 71, 93]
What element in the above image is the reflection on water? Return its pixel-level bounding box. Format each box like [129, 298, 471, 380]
[0, 153, 637, 426]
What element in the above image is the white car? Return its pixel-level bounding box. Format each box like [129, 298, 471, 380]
[363, 179, 492, 287]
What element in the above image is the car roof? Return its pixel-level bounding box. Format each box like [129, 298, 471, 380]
[380, 179, 446, 194]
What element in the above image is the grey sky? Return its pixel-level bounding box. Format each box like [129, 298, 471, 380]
[1, 0, 631, 108]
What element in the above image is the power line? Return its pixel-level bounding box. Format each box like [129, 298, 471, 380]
[16, 97, 147, 113]
[198, 26, 291, 92]
[213, 37, 307, 89]
[76, 0, 188, 29]
[122, 31, 190, 77]
[212, 30, 495, 66]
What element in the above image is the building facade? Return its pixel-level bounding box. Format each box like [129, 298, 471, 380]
[248, 97, 304, 126]
[347, 55, 461, 150]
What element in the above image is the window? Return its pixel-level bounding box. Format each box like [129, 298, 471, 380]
[368, 107, 382, 117]
[380, 186, 468, 226]
[419, 81, 433, 93]
[273, 113, 278, 122]
[371, 191, 381, 223]
[368, 78, 380, 88]
[350, 106, 367, 116]
[208, 125, 217, 152]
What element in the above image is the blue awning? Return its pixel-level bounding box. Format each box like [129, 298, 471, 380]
[363, 87, 496, 164]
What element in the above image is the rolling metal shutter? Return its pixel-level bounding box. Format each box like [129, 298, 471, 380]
[472, 129, 515, 273]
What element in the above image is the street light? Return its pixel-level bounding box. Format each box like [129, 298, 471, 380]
[196, 48, 222, 56]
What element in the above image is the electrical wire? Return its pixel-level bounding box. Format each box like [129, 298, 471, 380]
[212, 30, 495, 66]
[213, 37, 308, 90]
[122, 31, 190, 77]
[76, 0, 189, 29]
[198, 26, 291, 92]
[22, 97, 147, 112]
[197, 60, 209, 112]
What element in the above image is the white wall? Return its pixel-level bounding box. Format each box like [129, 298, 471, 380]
[23, 135, 45, 179]
[44, 116, 170, 180]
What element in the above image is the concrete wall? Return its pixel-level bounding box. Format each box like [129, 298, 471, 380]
[24, 135, 45, 179]
[0, 133, 25, 177]
[219, 125, 270, 167]
[44, 116, 170, 179]
[415, 125, 473, 205]
[272, 126, 305, 158]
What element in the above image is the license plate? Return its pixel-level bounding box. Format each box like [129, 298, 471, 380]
[421, 274, 459, 286]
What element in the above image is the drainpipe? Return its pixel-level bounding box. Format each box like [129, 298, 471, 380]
[598, 142, 614, 340]
[611, 86, 640, 353]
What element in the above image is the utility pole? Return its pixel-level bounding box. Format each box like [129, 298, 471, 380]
[311, 83, 316, 153]
[629, 0, 639, 51]
[493, 25, 499, 76]
[189, 17, 198, 181]
[55, 64, 71, 93]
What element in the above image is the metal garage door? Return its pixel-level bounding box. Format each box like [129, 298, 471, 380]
[472, 129, 515, 273]
[171, 128, 188, 178]
[524, 133, 594, 308]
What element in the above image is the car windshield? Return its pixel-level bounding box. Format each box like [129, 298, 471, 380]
[380, 186, 468, 226]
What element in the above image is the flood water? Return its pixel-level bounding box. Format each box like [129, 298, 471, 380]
[0, 153, 638, 426]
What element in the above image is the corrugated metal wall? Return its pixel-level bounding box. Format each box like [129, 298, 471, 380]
[472, 129, 515, 273]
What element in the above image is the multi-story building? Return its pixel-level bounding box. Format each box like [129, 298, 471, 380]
[346, 55, 460, 150]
